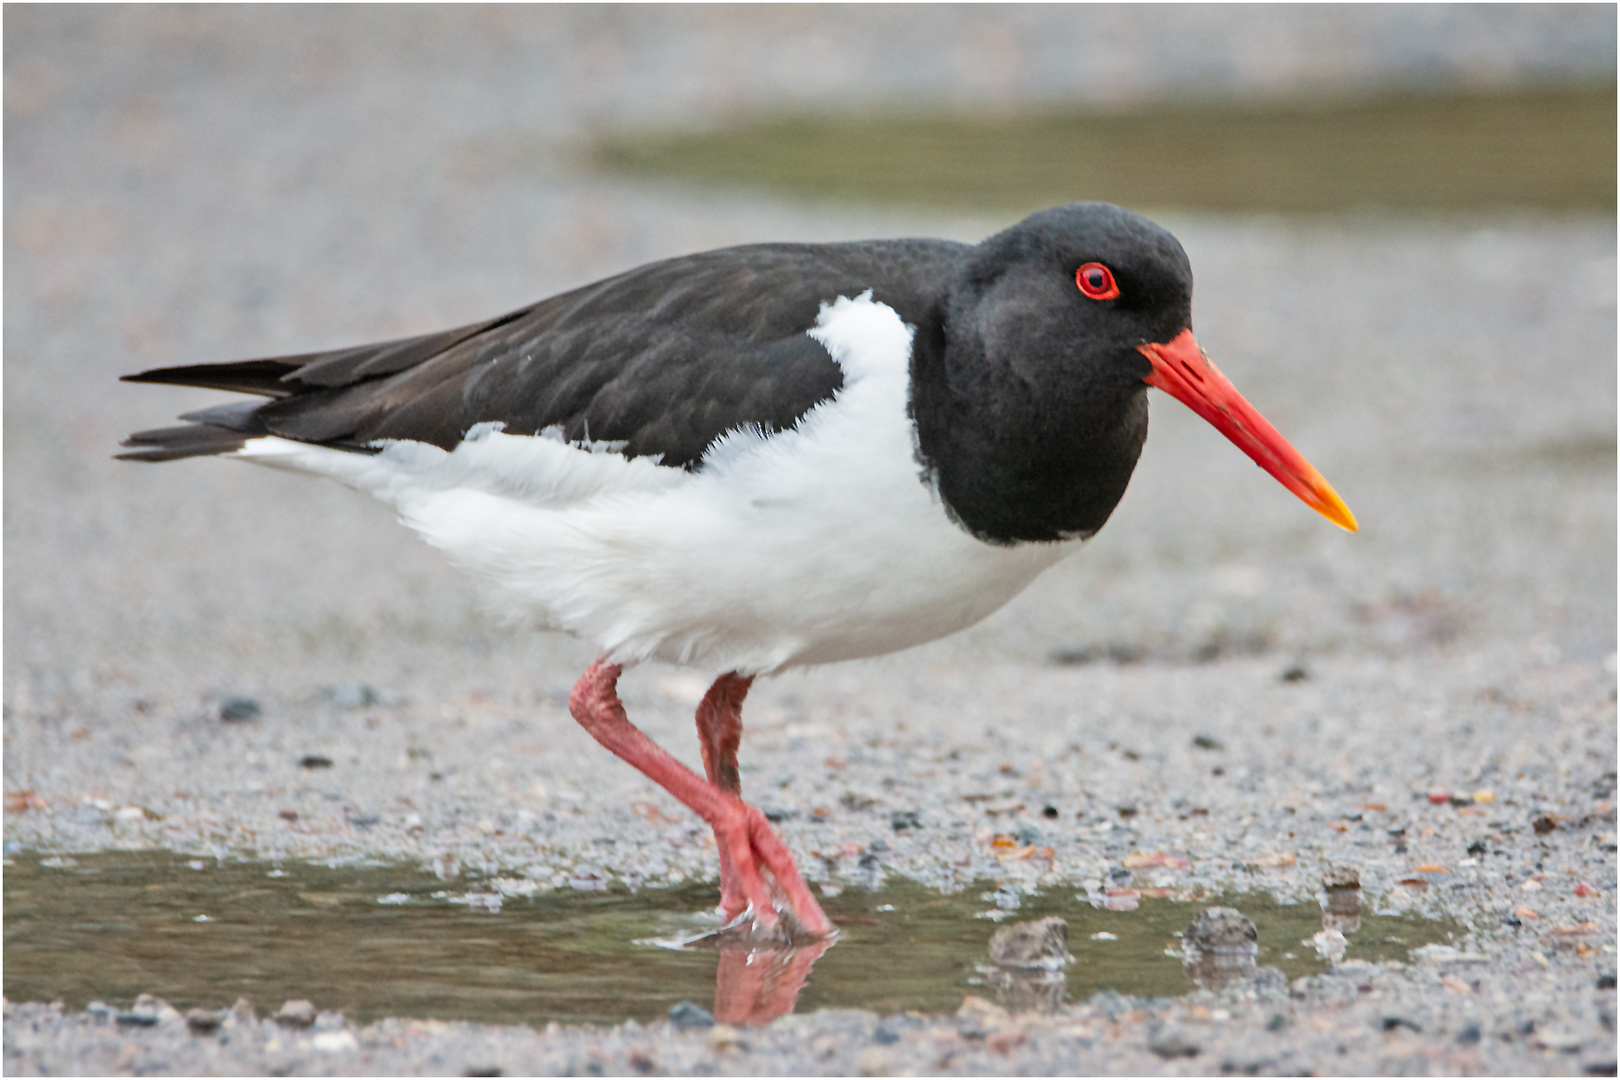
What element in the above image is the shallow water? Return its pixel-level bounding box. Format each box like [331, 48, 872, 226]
[4, 851, 1456, 1026]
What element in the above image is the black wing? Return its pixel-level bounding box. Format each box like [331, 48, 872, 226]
[119, 238, 966, 468]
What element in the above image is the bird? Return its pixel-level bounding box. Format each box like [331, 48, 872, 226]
[120, 201, 1356, 942]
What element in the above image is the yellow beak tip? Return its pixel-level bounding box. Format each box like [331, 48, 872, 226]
[1319, 498, 1358, 533]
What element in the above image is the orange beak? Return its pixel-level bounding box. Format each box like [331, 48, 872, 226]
[1139, 330, 1357, 532]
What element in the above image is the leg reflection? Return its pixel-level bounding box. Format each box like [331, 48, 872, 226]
[712, 938, 834, 1025]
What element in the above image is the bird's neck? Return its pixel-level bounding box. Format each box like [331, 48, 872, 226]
[908, 306, 1149, 546]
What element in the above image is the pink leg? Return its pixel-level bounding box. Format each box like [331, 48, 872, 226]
[695, 673, 752, 921]
[568, 658, 832, 938]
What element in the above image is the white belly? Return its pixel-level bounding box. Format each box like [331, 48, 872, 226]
[235, 294, 1085, 674]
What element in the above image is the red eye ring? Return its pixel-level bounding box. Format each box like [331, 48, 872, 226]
[1076, 262, 1120, 300]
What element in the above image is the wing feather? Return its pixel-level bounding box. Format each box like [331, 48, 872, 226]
[120, 239, 965, 468]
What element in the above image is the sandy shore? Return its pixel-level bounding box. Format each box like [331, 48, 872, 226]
[5, 7, 1614, 1074]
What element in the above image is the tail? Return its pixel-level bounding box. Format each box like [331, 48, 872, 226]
[116, 312, 518, 462]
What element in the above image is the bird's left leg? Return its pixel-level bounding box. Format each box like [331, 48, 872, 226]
[695, 673, 754, 923]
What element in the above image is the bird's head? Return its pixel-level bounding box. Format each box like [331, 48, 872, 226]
[965, 202, 1357, 533]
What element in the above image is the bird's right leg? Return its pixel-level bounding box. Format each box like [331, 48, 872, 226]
[568, 658, 832, 939]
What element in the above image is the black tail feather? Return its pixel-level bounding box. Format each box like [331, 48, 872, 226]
[120, 360, 303, 398]
[117, 424, 255, 462]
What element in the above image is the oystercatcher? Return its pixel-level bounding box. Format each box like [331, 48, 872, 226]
[121, 202, 1355, 940]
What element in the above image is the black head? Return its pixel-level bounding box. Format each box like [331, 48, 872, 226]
[961, 202, 1194, 383]
[911, 202, 1197, 544]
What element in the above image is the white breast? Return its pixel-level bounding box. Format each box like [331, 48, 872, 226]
[235, 294, 1084, 675]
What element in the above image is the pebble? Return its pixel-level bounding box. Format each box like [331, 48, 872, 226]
[1149, 1030, 1201, 1059]
[666, 1002, 714, 1030]
[311, 1030, 360, 1053]
[219, 696, 261, 722]
[323, 684, 381, 709]
[1184, 907, 1258, 953]
[274, 1000, 318, 1029]
[988, 916, 1073, 969]
[184, 1008, 220, 1035]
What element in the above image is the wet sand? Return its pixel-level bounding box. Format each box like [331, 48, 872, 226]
[5, 7, 1615, 1075]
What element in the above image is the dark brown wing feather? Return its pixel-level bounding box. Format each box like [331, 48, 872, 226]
[120, 239, 965, 468]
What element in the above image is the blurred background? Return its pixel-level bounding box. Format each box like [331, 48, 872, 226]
[4, 5, 1615, 720]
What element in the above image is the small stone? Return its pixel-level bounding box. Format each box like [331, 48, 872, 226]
[1150, 1032, 1201, 1059]
[1533, 814, 1558, 834]
[1382, 1016, 1422, 1033]
[706, 1023, 745, 1051]
[991, 885, 1023, 911]
[311, 1030, 359, 1053]
[1531, 1028, 1584, 1053]
[890, 809, 921, 831]
[666, 1001, 714, 1030]
[1322, 865, 1361, 891]
[299, 754, 334, 770]
[1280, 665, 1309, 682]
[1191, 733, 1224, 750]
[274, 999, 317, 1028]
[988, 916, 1072, 969]
[219, 696, 261, 722]
[1185, 907, 1258, 952]
[323, 684, 380, 709]
[466, 886, 502, 913]
[184, 1007, 220, 1035]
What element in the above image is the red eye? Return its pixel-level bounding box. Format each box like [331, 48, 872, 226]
[1076, 262, 1119, 300]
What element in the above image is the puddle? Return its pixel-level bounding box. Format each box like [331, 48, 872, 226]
[4, 851, 1457, 1027]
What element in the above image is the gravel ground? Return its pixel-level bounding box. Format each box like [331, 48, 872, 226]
[5, 7, 1615, 1076]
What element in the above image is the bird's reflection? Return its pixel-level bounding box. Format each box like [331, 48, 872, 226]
[709, 938, 834, 1024]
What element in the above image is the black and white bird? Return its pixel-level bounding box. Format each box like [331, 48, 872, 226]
[121, 202, 1356, 940]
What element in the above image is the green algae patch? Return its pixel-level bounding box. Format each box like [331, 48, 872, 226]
[595, 85, 1616, 215]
